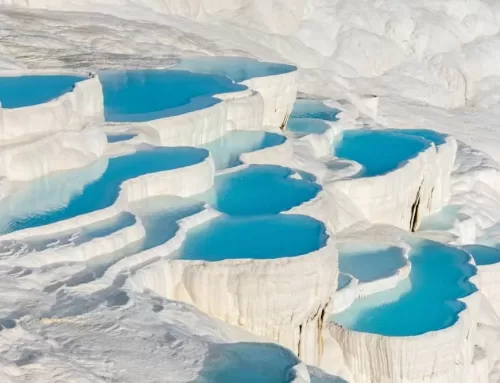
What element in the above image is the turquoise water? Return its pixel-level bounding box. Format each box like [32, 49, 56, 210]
[205, 165, 320, 216]
[1, 146, 208, 234]
[333, 130, 431, 177]
[332, 240, 477, 336]
[463, 244, 500, 266]
[193, 342, 302, 383]
[100, 69, 245, 122]
[177, 215, 327, 262]
[173, 57, 296, 83]
[0, 74, 85, 108]
[338, 245, 407, 283]
[286, 118, 330, 136]
[106, 133, 137, 143]
[203, 131, 285, 170]
[290, 100, 339, 121]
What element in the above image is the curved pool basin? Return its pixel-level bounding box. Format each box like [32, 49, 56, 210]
[333, 130, 431, 177]
[106, 133, 137, 143]
[290, 100, 339, 121]
[203, 131, 285, 170]
[338, 273, 353, 291]
[332, 240, 477, 336]
[100, 69, 245, 122]
[463, 244, 500, 266]
[177, 214, 327, 262]
[173, 57, 296, 83]
[0, 74, 86, 108]
[286, 118, 330, 137]
[389, 129, 447, 146]
[204, 165, 320, 216]
[0, 146, 208, 234]
[338, 244, 407, 284]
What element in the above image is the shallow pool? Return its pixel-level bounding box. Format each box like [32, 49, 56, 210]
[463, 244, 500, 266]
[338, 244, 407, 283]
[286, 118, 330, 137]
[203, 131, 285, 170]
[333, 130, 431, 177]
[173, 57, 296, 83]
[18, 213, 137, 253]
[131, 195, 205, 251]
[290, 100, 339, 121]
[332, 240, 477, 336]
[0, 74, 86, 108]
[390, 129, 447, 146]
[418, 205, 462, 231]
[0, 146, 208, 234]
[177, 214, 327, 262]
[100, 69, 245, 122]
[204, 165, 320, 216]
[106, 133, 137, 143]
[337, 273, 353, 291]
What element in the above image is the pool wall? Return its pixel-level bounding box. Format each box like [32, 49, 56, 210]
[331, 242, 411, 314]
[10, 215, 145, 268]
[326, 286, 481, 383]
[0, 128, 107, 181]
[130, 215, 337, 367]
[0, 153, 214, 241]
[240, 69, 298, 127]
[465, 247, 500, 316]
[0, 75, 104, 140]
[326, 135, 457, 231]
[115, 68, 297, 148]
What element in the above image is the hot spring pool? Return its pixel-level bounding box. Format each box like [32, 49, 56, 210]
[172, 56, 296, 83]
[463, 244, 500, 266]
[176, 214, 327, 262]
[333, 130, 431, 177]
[338, 244, 407, 284]
[0, 146, 208, 234]
[286, 118, 330, 137]
[290, 100, 339, 121]
[99, 69, 245, 122]
[204, 165, 320, 216]
[332, 240, 477, 336]
[106, 133, 137, 143]
[203, 131, 285, 169]
[0, 74, 86, 108]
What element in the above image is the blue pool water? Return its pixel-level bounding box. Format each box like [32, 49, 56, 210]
[332, 240, 477, 336]
[338, 245, 407, 283]
[203, 131, 285, 170]
[173, 57, 296, 83]
[286, 118, 330, 137]
[333, 130, 431, 177]
[463, 244, 500, 266]
[106, 133, 137, 143]
[204, 165, 320, 216]
[177, 215, 327, 262]
[100, 69, 245, 122]
[1, 146, 208, 234]
[0, 74, 85, 108]
[290, 100, 339, 121]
